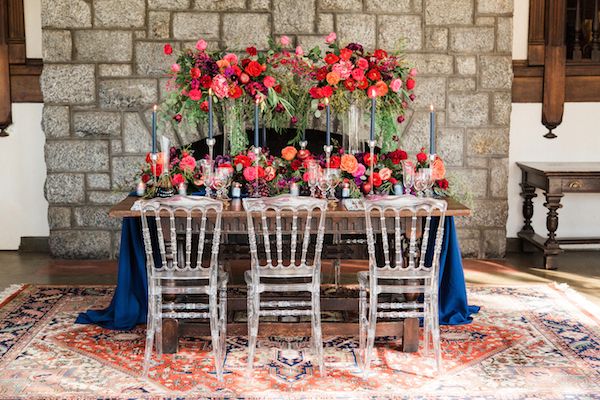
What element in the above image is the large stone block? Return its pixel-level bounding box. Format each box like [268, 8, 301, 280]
[456, 228, 481, 258]
[400, 111, 446, 152]
[448, 77, 476, 91]
[496, 17, 513, 53]
[448, 93, 489, 127]
[112, 156, 145, 190]
[136, 42, 178, 76]
[45, 173, 85, 204]
[250, 0, 270, 10]
[99, 79, 158, 110]
[74, 206, 121, 229]
[123, 112, 152, 153]
[274, 0, 315, 34]
[88, 191, 129, 205]
[480, 55, 512, 89]
[41, 0, 91, 28]
[365, 0, 410, 12]
[425, 27, 448, 51]
[378, 15, 422, 51]
[42, 30, 71, 62]
[148, 0, 190, 9]
[49, 230, 112, 259]
[489, 157, 508, 198]
[46, 141, 110, 172]
[425, 0, 473, 25]
[484, 228, 507, 258]
[94, 0, 145, 28]
[449, 27, 495, 53]
[42, 106, 70, 138]
[173, 12, 220, 40]
[317, 13, 333, 34]
[98, 64, 132, 77]
[149, 11, 171, 39]
[41, 64, 95, 104]
[455, 199, 508, 229]
[405, 54, 453, 75]
[73, 111, 121, 137]
[466, 128, 509, 156]
[74, 31, 132, 62]
[193, 0, 246, 9]
[478, 0, 513, 14]
[412, 77, 446, 109]
[492, 92, 512, 125]
[456, 55, 477, 75]
[87, 173, 111, 190]
[48, 207, 71, 229]
[223, 13, 271, 50]
[336, 14, 376, 50]
[318, 0, 362, 11]
[297, 35, 329, 53]
[437, 128, 464, 167]
[450, 169, 488, 198]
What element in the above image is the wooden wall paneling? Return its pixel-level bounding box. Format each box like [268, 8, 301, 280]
[1, 0, 13, 136]
[528, 0, 547, 65]
[9, 59, 42, 102]
[7, 0, 25, 64]
[541, 0, 567, 138]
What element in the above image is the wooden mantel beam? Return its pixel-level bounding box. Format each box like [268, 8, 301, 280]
[0, 0, 13, 137]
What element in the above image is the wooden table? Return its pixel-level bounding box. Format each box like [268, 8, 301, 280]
[110, 196, 470, 353]
[517, 162, 600, 269]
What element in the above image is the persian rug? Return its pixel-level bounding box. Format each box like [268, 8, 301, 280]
[0, 284, 599, 399]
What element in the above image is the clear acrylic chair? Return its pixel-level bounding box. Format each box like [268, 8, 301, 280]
[359, 195, 447, 374]
[140, 195, 228, 381]
[242, 195, 328, 375]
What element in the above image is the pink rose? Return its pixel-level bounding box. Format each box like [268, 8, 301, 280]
[211, 74, 229, 98]
[223, 53, 238, 65]
[188, 89, 202, 101]
[196, 39, 207, 51]
[332, 60, 352, 80]
[379, 167, 392, 181]
[357, 57, 369, 70]
[179, 155, 196, 173]
[295, 45, 304, 56]
[263, 75, 276, 88]
[409, 68, 417, 77]
[390, 78, 402, 92]
[351, 68, 365, 81]
[171, 173, 185, 187]
[243, 166, 264, 181]
[325, 32, 337, 44]
[352, 163, 366, 178]
[280, 35, 291, 46]
[171, 63, 181, 73]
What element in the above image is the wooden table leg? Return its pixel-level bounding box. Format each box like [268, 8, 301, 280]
[162, 318, 179, 354]
[519, 177, 538, 253]
[402, 317, 419, 352]
[543, 192, 564, 270]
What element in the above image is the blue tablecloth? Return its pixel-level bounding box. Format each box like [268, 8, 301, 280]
[76, 216, 478, 329]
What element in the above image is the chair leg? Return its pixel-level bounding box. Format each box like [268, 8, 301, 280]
[431, 296, 442, 374]
[143, 293, 156, 377]
[363, 292, 378, 374]
[246, 286, 259, 374]
[358, 284, 367, 367]
[155, 292, 163, 356]
[209, 291, 223, 381]
[423, 299, 430, 356]
[218, 283, 228, 379]
[311, 289, 325, 376]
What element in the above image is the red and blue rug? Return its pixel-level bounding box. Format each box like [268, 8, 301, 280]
[0, 284, 598, 399]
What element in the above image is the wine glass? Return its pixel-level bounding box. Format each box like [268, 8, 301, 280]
[213, 167, 233, 200]
[324, 168, 341, 200]
[414, 168, 432, 197]
[199, 159, 214, 197]
[401, 160, 415, 195]
[307, 161, 320, 198]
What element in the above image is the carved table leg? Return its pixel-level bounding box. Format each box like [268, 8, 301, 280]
[543, 193, 564, 270]
[402, 317, 419, 352]
[518, 179, 538, 252]
[162, 318, 179, 353]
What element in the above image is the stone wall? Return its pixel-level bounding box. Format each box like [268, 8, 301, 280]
[41, 0, 512, 258]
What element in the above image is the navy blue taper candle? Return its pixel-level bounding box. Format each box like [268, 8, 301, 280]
[254, 98, 259, 148]
[325, 97, 331, 146]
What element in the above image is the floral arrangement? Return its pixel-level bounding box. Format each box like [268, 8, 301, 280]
[139, 146, 204, 197]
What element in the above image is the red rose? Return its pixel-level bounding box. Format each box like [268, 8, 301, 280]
[373, 49, 388, 60]
[366, 69, 381, 81]
[321, 85, 333, 98]
[436, 178, 449, 190]
[234, 154, 252, 168]
[188, 89, 202, 101]
[362, 182, 372, 194]
[245, 60, 262, 77]
[328, 155, 341, 169]
[416, 151, 428, 164]
[263, 75, 276, 88]
[273, 84, 282, 93]
[357, 78, 369, 90]
[389, 177, 397, 184]
[246, 46, 257, 56]
[388, 149, 408, 164]
[406, 78, 416, 90]
[343, 78, 356, 92]
[228, 85, 243, 99]
[324, 53, 340, 65]
[298, 149, 311, 160]
[369, 172, 382, 187]
[200, 75, 212, 89]
[163, 44, 173, 55]
[190, 67, 201, 79]
[141, 173, 151, 183]
[241, 58, 251, 68]
[151, 163, 163, 177]
[171, 173, 185, 187]
[309, 86, 322, 99]
[339, 48, 352, 61]
[200, 100, 209, 112]
[363, 153, 377, 166]
[291, 159, 302, 171]
[316, 67, 328, 81]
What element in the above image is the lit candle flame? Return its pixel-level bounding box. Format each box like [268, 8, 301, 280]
[369, 88, 377, 98]
[153, 104, 158, 112]
[430, 104, 434, 112]
[324, 97, 329, 105]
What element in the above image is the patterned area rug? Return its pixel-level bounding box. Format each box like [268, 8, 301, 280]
[0, 284, 599, 399]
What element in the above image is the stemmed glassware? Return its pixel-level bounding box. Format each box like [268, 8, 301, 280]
[199, 159, 214, 198]
[212, 167, 233, 200]
[319, 168, 341, 201]
[414, 168, 433, 197]
[401, 160, 415, 195]
[307, 161, 320, 198]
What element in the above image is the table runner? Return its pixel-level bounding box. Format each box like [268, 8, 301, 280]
[76, 217, 479, 329]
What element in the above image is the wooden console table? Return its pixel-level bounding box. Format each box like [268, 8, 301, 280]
[517, 162, 600, 269]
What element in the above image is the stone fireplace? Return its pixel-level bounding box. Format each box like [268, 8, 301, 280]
[40, 0, 512, 259]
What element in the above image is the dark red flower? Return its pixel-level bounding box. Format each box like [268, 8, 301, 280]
[309, 86, 322, 99]
[366, 68, 381, 81]
[316, 67, 328, 81]
[436, 179, 449, 190]
[190, 67, 201, 79]
[387, 149, 408, 164]
[200, 75, 212, 89]
[416, 151, 428, 164]
[363, 153, 377, 166]
[234, 154, 252, 168]
[228, 85, 243, 99]
[343, 78, 356, 92]
[274, 84, 282, 93]
[369, 172, 382, 187]
[174, 114, 182, 123]
[141, 173, 151, 183]
[406, 78, 416, 90]
[321, 85, 333, 98]
[246, 46, 257, 56]
[200, 100, 209, 112]
[373, 49, 388, 60]
[328, 155, 341, 169]
[245, 60, 262, 77]
[324, 53, 340, 65]
[357, 78, 369, 90]
[163, 44, 173, 55]
[397, 115, 405, 124]
[291, 159, 302, 171]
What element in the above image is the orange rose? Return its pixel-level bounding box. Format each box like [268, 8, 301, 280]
[281, 146, 298, 161]
[216, 59, 230, 69]
[326, 71, 341, 86]
[340, 154, 358, 174]
[264, 166, 276, 182]
[379, 167, 392, 181]
[431, 157, 446, 181]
